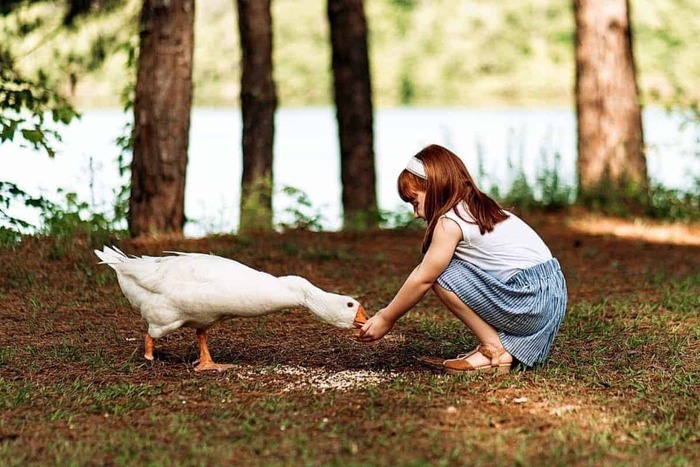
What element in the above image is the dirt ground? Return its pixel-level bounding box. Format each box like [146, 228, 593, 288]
[1, 210, 698, 464]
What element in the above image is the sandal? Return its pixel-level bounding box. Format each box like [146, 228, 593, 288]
[416, 345, 482, 370]
[415, 355, 446, 370]
[443, 344, 512, 375]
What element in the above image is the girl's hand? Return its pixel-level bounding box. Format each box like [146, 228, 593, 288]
[356, 310, 394, 342]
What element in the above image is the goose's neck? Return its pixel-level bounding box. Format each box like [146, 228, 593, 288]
[280, 276, 331, 316]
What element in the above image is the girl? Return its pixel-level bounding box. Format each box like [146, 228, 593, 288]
[358, 144, 567, 373]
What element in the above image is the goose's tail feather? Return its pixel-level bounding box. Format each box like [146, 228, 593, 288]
[94, 246, 130, 267]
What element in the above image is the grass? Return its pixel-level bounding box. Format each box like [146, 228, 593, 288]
[0, 214, 698, 464]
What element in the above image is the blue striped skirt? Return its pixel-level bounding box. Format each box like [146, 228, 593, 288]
[436, 258, 567, 367]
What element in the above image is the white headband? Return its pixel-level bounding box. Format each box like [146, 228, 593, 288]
[405, 157, 427, 179]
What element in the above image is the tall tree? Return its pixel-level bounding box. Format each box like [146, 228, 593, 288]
[237, 0, 277, 232]
[574, 0, 648, 211]
[129, 0, 194, 237]
[328, 0, 377, 229]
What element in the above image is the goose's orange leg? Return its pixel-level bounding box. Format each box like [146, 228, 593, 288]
[144, 334, 155, 361]
[194, 329, 234, 372]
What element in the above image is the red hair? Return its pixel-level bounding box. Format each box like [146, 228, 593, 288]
[398, 144, 508, 253]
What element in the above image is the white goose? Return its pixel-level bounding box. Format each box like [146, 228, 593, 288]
[94, 246, 368, 371]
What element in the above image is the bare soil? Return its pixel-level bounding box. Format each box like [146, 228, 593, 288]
[1, 211, 698, 465]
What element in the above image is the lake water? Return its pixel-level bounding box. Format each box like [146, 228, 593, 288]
[2, 107, 697, 236]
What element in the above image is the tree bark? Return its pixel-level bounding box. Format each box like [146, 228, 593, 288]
[237, 0, 276, 232]
[129, 0, 194, 237]
[574, 0, 648, 211]
[328, 0, 377, 229]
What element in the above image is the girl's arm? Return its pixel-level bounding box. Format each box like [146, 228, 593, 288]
[357, 217, 462, 342]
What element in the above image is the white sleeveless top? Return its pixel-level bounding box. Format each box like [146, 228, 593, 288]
[442, 203, 552, 282]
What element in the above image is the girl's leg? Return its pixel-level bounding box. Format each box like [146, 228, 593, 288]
[432, 283, 512, 367]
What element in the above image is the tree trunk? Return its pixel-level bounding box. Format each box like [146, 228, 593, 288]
[328, 0, 377, 229]
[129, 0, 194, 237]
[574, 0, 648, 212]
[237, 0, 276, 233]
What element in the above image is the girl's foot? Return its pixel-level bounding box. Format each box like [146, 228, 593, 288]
[443, 344, 513, 375]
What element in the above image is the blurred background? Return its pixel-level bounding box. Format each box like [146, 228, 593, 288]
[1, 0, 698, 239]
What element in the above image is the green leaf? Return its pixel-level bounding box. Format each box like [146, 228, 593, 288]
[52, 106, 78, 125]
[20, 128, 43, 143]
[1, 123, 16, 142]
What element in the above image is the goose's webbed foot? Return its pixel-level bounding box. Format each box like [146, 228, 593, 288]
[194, 329, 234, 372]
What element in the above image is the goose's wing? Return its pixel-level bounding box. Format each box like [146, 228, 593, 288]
[116, 253, 255, 294]
[117, 253, 295, 315]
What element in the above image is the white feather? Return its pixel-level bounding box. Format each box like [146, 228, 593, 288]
[95, 247, 363, 339]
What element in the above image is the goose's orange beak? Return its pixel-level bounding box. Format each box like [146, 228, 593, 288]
[353, 305, 368, 328]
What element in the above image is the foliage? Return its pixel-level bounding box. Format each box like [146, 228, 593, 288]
[0, 0, 138, 243]
[2, 0, 699, 107]
[676, 101, 700, 159]
[276, 186, 424, 232]
[647, 57, 700, 220]
[379, 205, 424, 230]
[277, 187, 424, 232]
[112, 33, 138, 228]
[260, 158, 696, 231]
[239, 174, 274, 233]
[0, 0, 119, 24]
[113, 119, 132, 227]
[0, 184, 124, 248]
[277, 186, 325, 231]
[343, 209, 381, 231]
[37, 189, 117, 246]
[0, 181, 52, 246]
[534, 150, 575, 210]
[480, 136, 576, 214]
[1, 0, 697, 237]
[0, 45, 80, 244]
[0, 48, 79, 157]
[645, 183, 700, 221]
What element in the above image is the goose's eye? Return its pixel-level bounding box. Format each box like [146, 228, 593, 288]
[346, 302, 353, 308]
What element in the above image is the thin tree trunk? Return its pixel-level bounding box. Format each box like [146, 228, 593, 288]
[237, 0, 276, 232]
[129, 0, 194, 237]
[574, 0, 648, 212]
[328, 0, 377, 229]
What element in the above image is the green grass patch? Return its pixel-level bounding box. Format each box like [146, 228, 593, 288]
[0, 226, 698, 464]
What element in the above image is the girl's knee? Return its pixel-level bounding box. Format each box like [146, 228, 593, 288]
[432, 282, 458, 306]
[432, 283, 448, 302]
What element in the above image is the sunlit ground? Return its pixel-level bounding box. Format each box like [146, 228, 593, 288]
[1, 213, 698, 464]
[568, 214, 700, 246]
